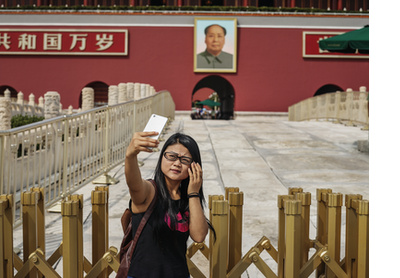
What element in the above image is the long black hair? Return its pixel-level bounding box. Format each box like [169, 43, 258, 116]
[152, 133, 215, 241]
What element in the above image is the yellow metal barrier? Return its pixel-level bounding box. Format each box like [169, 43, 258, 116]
[1, 186, 368, 277]
[0, 194, 13, 278]
[0, 187, 119, 278]
[188, 187, 368, 278]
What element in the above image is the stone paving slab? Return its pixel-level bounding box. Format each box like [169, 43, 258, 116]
[13, 113, 369, 277]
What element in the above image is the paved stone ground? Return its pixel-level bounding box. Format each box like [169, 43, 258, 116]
[13, 113, 369, 277]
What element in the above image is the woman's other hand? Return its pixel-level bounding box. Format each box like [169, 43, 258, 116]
[188, 162, 202, 194]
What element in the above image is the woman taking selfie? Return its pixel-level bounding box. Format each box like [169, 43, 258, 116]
[123, 131, 213, 278]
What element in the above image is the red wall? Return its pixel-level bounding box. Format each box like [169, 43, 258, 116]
[0, 24, 369, 112]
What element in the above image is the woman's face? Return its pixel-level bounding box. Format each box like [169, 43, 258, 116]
[161, 143, 192, 184]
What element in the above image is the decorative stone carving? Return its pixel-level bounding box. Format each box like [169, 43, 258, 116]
[118, 83, 127, 103]
[108, 85, 118, 105]
[29, 93, 35, 106]
[38, 96, 44, 108]
[4, 89, 11, 99]
[134, 83, 140, 100]
[44, 91, 60, 119]
[140, 84, 146, 98]
[127, 82, 134, 100]
[17, 91, 24, 105]
[0, 97, 12, 130]
[82, 87, 94, 111]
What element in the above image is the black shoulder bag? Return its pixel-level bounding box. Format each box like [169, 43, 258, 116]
[116, 180, 157, 278]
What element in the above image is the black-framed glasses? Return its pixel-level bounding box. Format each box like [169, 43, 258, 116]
[163, 152, 193, 165]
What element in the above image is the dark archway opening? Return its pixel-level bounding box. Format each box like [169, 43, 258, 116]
[192, 75, 235, 120]
[79, 81, 109, 108]
[314, 84, 344, 96]
[0, 85, 18, 100]
[258, 0, 274, 7]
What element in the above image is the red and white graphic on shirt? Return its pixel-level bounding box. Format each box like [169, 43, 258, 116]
[164, 211, 189, 232]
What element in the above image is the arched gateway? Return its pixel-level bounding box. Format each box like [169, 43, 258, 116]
[192, 75, 235, 120]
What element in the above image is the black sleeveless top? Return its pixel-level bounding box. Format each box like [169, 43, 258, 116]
[127, 199, 190, 278]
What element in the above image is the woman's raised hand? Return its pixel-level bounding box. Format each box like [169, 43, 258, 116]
[126, 131, 160, 158]
[188, 162, 203, 194]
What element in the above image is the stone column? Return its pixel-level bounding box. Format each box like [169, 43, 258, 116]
[118, 83, 127, 103]
[127, 82, 134, 100]
[150, 86, 156, 96]
[17, 91, 24, 105]
[140, 84, 146, 98]
[44, 91, 61, 119]
[134, 83, 140, 100]
[29, 93, 35, 106]
[38, 96, 44, 108]
[82, 87, 94, 111]
[108, 85, 118, 105]
[4, 88, 11, 100]
[0, 97, 12, 130]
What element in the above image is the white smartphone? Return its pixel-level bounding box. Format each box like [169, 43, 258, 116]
[143, 114, 168, 140]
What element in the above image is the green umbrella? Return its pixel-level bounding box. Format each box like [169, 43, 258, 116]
[319, 25, 369, 54]
[197, 99, 221, 107]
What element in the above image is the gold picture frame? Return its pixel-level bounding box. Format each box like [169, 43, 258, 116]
[194, 17, 237, 73]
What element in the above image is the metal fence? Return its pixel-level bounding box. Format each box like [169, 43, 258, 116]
[0, 90, 175, 226]
[0, 185, 369, 277]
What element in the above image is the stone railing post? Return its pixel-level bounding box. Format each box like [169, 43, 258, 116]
[134, 83, 140, 100]
[0, 97, 11, 130]
[127, 82, 134, 100]
[44, 91, 60, 119]
[17, 91, 24, 105]
[82, 87, 94, 111]
[118, 83, 127, 103]
[108, 85, 118, 105]
[4, 89, 11, 100]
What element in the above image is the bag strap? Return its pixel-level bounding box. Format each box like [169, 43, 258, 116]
[128, 179, 157, 258]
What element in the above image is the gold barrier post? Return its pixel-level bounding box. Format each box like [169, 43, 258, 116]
[356, 199, 369, 278]
[315, 188, 332, 277]
[326, 193, 343, 278]
[224, 187, 239, 273]
[208, 195, 224, 226]
[0, 195, 13, 278]
[225, 187, 239, 201]
[227, 191, 244, 273]
[210, 200, 228, 278]
[69, 194, 84, 278]
[22, 190, 39, 278]
[345, 194, 363, 277]
[91, 189, 108, 278]
[95, 186, 110, 251]
[62, 197, 81, 278]
[295, 192, 312, 267]
[284, 199, 302, 278]
[208, 194, 224, 268]
[31, 187, 46, 266]
[277, 195, 294, 278]
[288, 188, 303, 196]
[357, 200, 369, 278]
